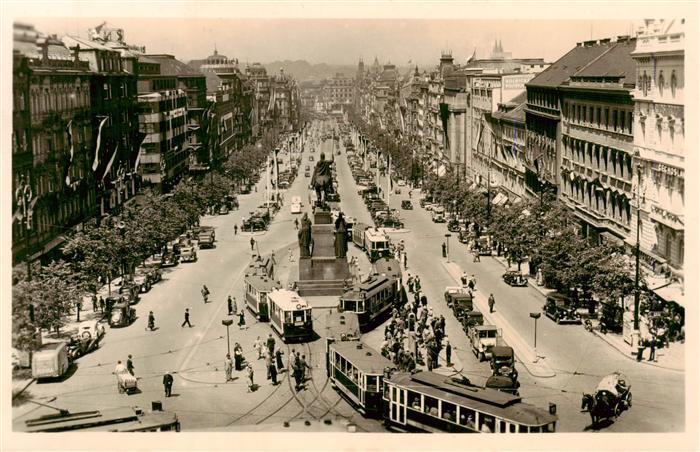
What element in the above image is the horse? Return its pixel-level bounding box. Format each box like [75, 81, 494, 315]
[581, 391, 619, 428]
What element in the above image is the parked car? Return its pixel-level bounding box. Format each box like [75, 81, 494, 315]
[502, 270, 528, 287]
[109, 301, 135, 328]
[461, 310, 484, 333]
[218, 205, 229, 215]
[458, 229, 471, 244]
[431, 206, 446, 223]
[447, 219, 461, 232]
[161, 252, 179, 267]
[544, 292, 582, 324]
[67, 320, 105, 361]
[469, 325, 500, 362]
[32, 342, 70, 380]
[180, 244, 197, 262]
[401, 200, 413, 210]
[118, 282, 141, 305]
[490, 345, 518, 380]
[143, 255, 163, 269]
[485, 375, 520, 396]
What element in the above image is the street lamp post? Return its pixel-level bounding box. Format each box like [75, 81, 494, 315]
[529, 312, 541, 359]
[633, 164, 644, 334]
[222, 319, 233, 355]
[445, 233, 451, 263]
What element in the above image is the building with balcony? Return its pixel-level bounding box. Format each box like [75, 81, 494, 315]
[631, 19, 685, 278]
[491, 92, 528, 200]
[12, 24, 95, 264]
[558, 36, 637, 246]
[321, 73, 354, 111]
[62, 29, 141, 217]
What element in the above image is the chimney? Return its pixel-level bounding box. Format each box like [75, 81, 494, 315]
[616, 35, 630, 42]
[599, 38, 611, 45]
[39, 39, 49, 64]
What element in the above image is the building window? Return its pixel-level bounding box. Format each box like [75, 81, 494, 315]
[670, 71, 677, 98]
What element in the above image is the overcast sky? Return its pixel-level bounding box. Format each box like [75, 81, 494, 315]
[20, 17, 637, 66]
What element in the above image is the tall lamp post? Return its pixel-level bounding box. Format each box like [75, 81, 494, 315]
[633, 164, 644, 334]
[222, 319, 233, 355]
[529, 312, 541, 361]
[15, 174, 36, 281]
[445, 233, 451, 263]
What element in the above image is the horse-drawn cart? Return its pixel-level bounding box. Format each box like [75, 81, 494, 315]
[581, 372, 631, 426]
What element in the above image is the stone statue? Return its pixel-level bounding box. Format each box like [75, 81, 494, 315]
[311, 152, 333, 206]
[334, 212, 348, 259]
[298, 213, 312, 258]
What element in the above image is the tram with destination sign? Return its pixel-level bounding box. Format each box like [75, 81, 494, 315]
[268, 289, 314, 342]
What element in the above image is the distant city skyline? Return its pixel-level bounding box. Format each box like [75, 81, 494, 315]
[20, 18, 635, 66]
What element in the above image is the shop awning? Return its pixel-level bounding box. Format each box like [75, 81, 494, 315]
[652, 283, 685, 309]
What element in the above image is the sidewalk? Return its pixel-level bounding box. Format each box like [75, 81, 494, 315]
[489, 254, 685, 372]
[442, 261, 556, 378]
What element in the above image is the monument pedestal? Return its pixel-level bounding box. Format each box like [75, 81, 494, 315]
[297, 212, 350, 296]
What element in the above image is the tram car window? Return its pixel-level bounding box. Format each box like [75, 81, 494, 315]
[267, 289, 314, 343]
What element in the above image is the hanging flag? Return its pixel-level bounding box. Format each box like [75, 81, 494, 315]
[64, 120, 74, 186]
[268, 91, 275, 112]
[92, 116, 108, 171]
[102, 145, 118, 181]
[133, 148, 143, 173]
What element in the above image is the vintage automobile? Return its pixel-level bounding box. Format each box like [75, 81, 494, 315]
[67, 320, 105, 361]
[109, 301, 135, 328]
[447, 219, 461, 233]
[444, 287, 473, 320]
[197, 230, 215, 249]
[118, 281, 141, 305]
[431, 206, 446, 223]
[243, 215, 267, 232]
[490, 345, 518, 380]
[458, 229, 471, 244]
[161, 252, 179, 267]
[502, 270, 528, 287]
[461, 310, 484, 333]
[485, 375, 520, 396]
[115, 363, 138, 394]
[544, 292, 582, 324]
[218, 205, 230, 215]
[143, 254, 163, 269]
[469, 325, 499, 362]
[394, 187, 401, 194]
[581, 372, 631, 426]
[180, 244, 197, 262]
[419, 196, 433, 208]
[401, 200, 413, 210]
[599, 300, 623, 334]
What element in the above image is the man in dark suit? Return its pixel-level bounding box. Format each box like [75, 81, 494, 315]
[163, 372, 174, 397]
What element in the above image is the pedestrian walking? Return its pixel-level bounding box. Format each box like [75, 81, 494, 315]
[228, 296, 234, 315]
[224, 353, 233, 382]
[294, 218, 299, 230]
[473, 250, 481, 262]
[265, 350, 273, 379]
[126, 355, 135, 376]
[442, 242, 447, 258]
[488, 294, 495, 314]
[238, 310, 246, 330]
[445, 338, 452, 366]
[269, 359, 278, 385]
[275, 349, 284, 371]
[648, 331, 657, 362]
[468, 277, 475, 291]
[234, 224, 238, 235]
[181, 308, 192, 327]
[403, 252, 408, 269]
[266, 333, 276, 355]
[99, 296, 105, 313]
[246, 364, 255, 392]
[300, 354, 311, 380]
[163, 372, 174, 397]
[415, 276, 421, 292]
[250, 237, 255, 251]
[92, 294, 98, 312]
[234, 343, 243, 371]
[232, 297, 238, 316]
[254, 336, 264, 359]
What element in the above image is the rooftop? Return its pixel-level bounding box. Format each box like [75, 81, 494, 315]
[144, 54, 203, 77]
[527, 39, 615, 88]
[571, 37, 637, 86]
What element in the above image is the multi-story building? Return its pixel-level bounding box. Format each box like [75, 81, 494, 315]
[136, 55, 189, 191]
[245, 63, 272, 137]
[145, 54, 207, 177]
[525, 40, 613, 200]
[62, 30, 140, 217]
[321, 73, 354, 111]
[631, 19, 685, 280]
[558, 36, 638, 246]
[491, 92, 528, 200]
[270, 68, 301, 132]
[12, 24, 95, 264]
[470, 71, 536, 188]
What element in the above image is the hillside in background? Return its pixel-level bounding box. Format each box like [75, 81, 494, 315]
[262, 60, 430, 82]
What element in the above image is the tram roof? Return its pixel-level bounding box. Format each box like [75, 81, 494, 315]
[325, 311, 361, 340]
[267, 289, 310, 309]
[372, 257, 401, 279]
[244, 274, 280, 291]
[331, 342, 393, 374]
[21, 407, 178, 432]
[388, 372, 557, 425]
[365, 228, 389, 240]
[342, 275, 392, 298]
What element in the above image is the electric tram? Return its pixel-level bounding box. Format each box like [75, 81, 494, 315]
[268, 289, 314, 342]
[244, 273, 281, 321]
[382, 371, 558, 433]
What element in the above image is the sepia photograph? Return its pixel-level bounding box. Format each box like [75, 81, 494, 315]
[2, 1, 698, 450]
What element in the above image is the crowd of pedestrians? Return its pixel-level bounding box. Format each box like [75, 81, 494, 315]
[380, 274, 450, 374]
